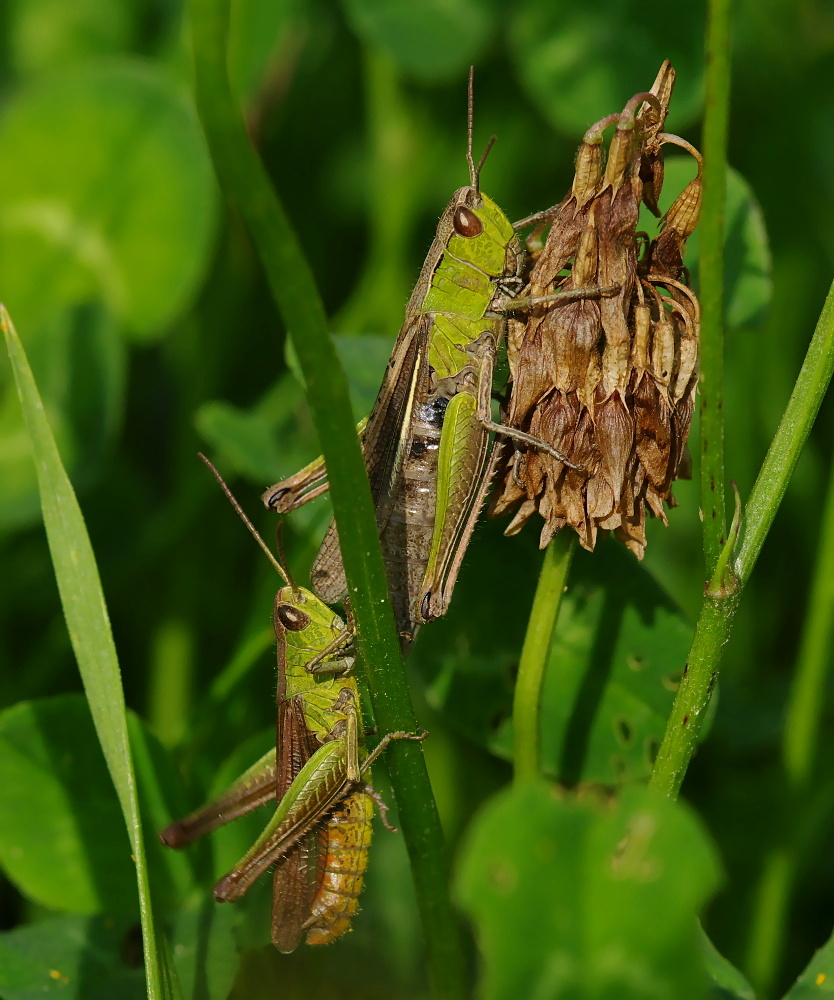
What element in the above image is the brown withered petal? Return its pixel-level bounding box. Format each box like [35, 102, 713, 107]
[491, 62, 701, 559]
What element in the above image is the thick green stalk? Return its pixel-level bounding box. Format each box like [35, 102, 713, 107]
[745, 437, 834, 996]
[650, 280, 834, 798]
[736, 280, 834, 581]
[187, 3, 464, 994]
[649, 0, 734, 797]
[651, 0, 834, 801]
[698, 0, 732, 575]
[513, 534, 575, 784]
[649, 593, 739, 797]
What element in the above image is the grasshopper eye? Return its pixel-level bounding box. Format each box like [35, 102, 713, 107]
[453, 205, 483, 238]
[275, 604, 311, 632]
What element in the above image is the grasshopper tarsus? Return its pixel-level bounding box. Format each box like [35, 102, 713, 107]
[364, 783, 397, 832]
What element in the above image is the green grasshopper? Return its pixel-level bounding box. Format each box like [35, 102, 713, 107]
[263, 70, 606, 646]
[160, 456, 425, 952]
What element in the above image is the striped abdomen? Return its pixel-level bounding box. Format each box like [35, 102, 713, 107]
[382, 393, 448, 645]
[304, 789, 374, 946]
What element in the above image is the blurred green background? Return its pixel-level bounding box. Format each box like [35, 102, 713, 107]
[0, 0, 832, 997]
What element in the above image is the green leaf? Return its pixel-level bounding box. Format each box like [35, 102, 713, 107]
[0, 61, 217, 340]
[510, 0, 705, 137]
[196, 333, 392, 529]
[422, 543, 689, 785]
[455, 783, 721, 1000]
[0, 301, 126, 530]
[342, 0, 498, 81]
[783, 920, 834, 997]
[0, 914, 146, 1000]
[172, 902, 241, 1000]
[0, 696, 136, 913]
[641, 159, 773, 330]
[1, 306, 178, 998]
[700, 927, 756, 1000]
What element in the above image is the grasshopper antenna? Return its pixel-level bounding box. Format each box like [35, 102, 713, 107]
[466, 66, 495, 197]
[198, 453, 290, 586]
[467, 66, 477, 188]
[274, 521, 301, 599]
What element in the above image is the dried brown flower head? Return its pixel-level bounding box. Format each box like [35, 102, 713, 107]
[492, 61, 701, 558]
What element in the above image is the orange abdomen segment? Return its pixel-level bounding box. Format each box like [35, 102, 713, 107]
[304, 790, 373, 946]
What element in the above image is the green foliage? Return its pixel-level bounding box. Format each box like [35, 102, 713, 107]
[0, 914, 147, 1000]
[343, 0, 500, 81]
[783, 929, 834, 998]
[1, 309, 178, 996]
[510, 0, 705, 135]
[0, 697, 137, 913]
[422, 543, 690, 785]
[641, 160, 773, 330]
[0, 62, 216, 527]
[0, 64, 216, 339]
[456, 783, 720, 999]
[1, 0, 833, 997]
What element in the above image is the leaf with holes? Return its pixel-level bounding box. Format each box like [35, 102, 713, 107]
[455, 782, 721, 999]
[421, 541, 691, 785]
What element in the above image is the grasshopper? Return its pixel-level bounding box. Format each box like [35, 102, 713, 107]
[160, 456, 425, 952]
[263, 70, 608, 646]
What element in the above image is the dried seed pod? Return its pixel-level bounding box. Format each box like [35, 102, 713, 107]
[491, 63, 701, 559]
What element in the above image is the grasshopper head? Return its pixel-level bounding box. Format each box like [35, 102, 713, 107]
[442, 185, 522, 280]
[274, 585, 348, 693]
[274, 585, 341, 641]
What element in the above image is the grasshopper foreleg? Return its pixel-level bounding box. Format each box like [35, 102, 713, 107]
[303, 624, 355, 676]
[470, 335, 582, 470]
[493, 282, 619, 314]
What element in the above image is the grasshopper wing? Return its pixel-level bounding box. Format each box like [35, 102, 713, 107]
[308, 313, 432, 605]
[270, 694, 328, 953]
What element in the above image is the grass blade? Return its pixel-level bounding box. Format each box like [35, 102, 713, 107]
[1, 305, 180, 1000]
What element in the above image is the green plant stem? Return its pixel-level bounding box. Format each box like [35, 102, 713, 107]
[513, 533, 574, 784]
[699, 0, 732, 575]
[649, 0, 735, 799]
[736, 279, 834, 582]
[651, 279, 834, 798]
[649, 593, 739, 797]
[745, 436, 834, 996]
[188, 4, 464, 996]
